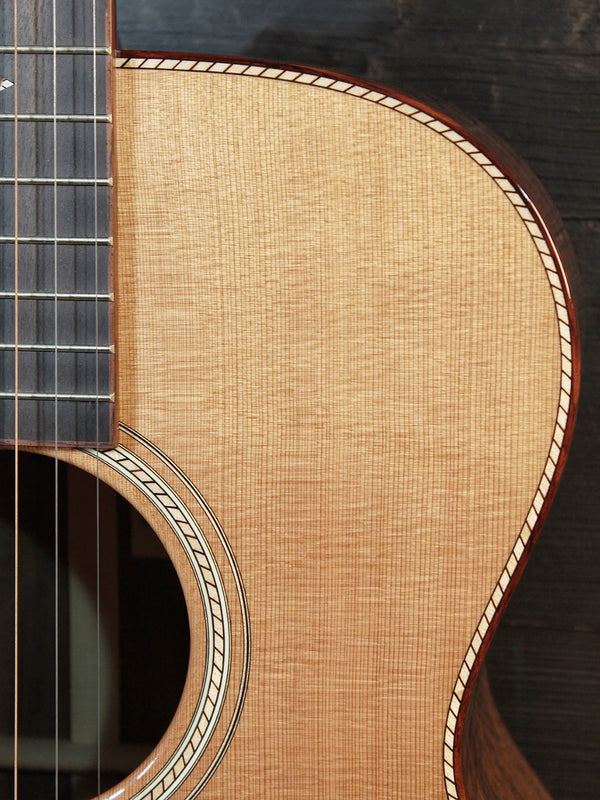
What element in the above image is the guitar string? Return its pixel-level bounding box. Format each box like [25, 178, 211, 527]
[12, 1, 19, 798]
[92, 1, 102, 795]
[52, 0, 59, 795]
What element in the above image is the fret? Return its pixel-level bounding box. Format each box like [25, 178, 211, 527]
[0, 398, 113, 444]
[1, 348, 112, 397]
[0, 291, 112, 301]
[0, 51, 109, 116]
[1, 1, 109, 50]
[0, 344, 114, 353]
[0, 177, 112, 186]
[0, 311, 111, 345]
[0, 392, 114, 402]
[0, 243, 111, 296]
[0, 46, 111, 55]
[0, 113, 111, 122]
[0, 236, 112, 245]
[1, 120, 110, 181]
[1, 183, 110, 241]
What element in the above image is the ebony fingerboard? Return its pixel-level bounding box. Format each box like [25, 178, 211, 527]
[0, 0, 113, 446]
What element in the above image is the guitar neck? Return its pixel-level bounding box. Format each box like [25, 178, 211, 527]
[0, 0, 114, 447]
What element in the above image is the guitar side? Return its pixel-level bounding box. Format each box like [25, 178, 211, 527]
[73, 54, 578, 800]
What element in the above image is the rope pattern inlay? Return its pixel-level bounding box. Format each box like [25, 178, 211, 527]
[115, 56, 576, 800]
[88, 444, 231, 800]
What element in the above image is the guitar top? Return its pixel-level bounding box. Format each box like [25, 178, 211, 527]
[1, 2, 580, 800]
[106, 53, 578, 800]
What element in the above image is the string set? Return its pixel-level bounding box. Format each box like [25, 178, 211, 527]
[11, 1, 103, 796]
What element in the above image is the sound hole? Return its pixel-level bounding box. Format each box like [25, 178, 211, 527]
[0, 451, 191, 799]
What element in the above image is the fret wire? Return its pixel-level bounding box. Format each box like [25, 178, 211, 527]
[0, 291, 112, 300]
[0, 392, 114, 401]
[0, 344, 113, 353]
[0, 236, 112, 244]
[0, 113, 111, 122]
[0, 177, 112, 185]
[0, 46, 111, 55]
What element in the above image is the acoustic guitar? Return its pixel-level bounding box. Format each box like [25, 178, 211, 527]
[0, 1, 581, 799]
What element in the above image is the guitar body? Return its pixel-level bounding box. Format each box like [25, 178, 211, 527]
[51, 55, 577, 800]
[1, 1, 579, 791]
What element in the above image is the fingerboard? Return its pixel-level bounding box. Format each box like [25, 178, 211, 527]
[0, 0, 114, 446]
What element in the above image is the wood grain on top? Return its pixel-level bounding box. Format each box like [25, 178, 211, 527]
[107, 59, 577, 799]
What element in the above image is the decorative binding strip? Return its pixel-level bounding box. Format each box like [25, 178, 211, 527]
[116, 56, 576, 800]
[88, 443, 232, 800]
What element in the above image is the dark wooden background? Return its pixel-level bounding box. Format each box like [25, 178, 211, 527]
[115, 1, 599, 797]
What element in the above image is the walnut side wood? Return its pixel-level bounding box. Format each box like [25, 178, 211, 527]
[73, 56, 578, 800]
[462, 668, 552, 800]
